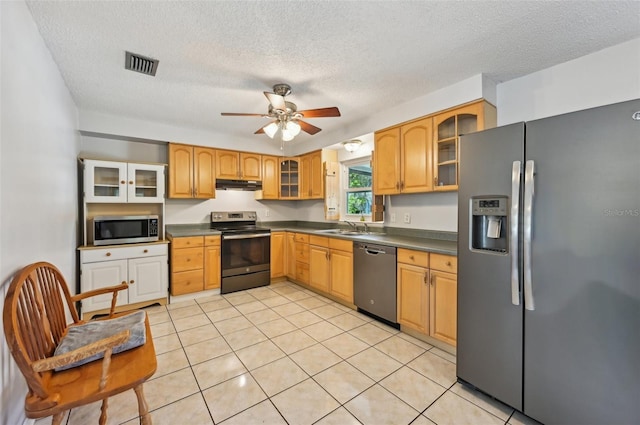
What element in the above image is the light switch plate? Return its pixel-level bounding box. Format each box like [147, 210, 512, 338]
[265, 209, 270, 217]
[390, 213, 396, 223]
[403, 213, 411, 224]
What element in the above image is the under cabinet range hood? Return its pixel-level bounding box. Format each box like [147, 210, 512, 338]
[215, 179, 262, 191]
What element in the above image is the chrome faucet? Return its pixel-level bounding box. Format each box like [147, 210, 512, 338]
[361, 222, 369, 233]
[344, 220, 358, 231]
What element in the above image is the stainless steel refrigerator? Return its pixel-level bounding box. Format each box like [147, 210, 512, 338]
[457, 99, 640, 424]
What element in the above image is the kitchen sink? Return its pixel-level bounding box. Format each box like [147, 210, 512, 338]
[314, 229, 386, 237]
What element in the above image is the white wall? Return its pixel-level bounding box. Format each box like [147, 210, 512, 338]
[497, 38, 640, 125]
[1, 2, 80, 425]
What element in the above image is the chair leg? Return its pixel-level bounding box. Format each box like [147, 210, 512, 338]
[99, 397, 109, 425]
[134, 384, 152, 425]
[51, 411, 66, 425]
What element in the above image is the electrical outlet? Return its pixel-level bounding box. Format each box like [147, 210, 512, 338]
[265, 209, 270, 217]
[390, 213, 396, 223]
[403, 213, 411, 224]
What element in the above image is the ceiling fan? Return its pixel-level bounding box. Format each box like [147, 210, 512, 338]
[221, 84, 341, 145]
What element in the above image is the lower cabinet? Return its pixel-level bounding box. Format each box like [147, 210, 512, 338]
[270, 231, 285, 278]
[294, 233, 310, 284]
[170, 235, 221, 295]
[80, 243, 168, 316]
[397, 248, 458, 346]
[285, 232, 296, 279]
[309, 236, 353, 303]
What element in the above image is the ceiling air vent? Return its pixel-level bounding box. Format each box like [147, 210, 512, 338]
[125, 51, 158, 76]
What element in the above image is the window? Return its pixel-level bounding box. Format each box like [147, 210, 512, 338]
[344, 158, 372, 220]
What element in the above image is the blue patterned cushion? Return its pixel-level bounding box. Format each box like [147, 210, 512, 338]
[53, 310, 146, 371]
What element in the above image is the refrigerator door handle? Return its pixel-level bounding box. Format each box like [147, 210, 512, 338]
[510, 161, 522, 306]
[523, 160, 535, 311]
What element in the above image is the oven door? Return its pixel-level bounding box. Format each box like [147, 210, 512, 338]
[220, 233, 271, 293]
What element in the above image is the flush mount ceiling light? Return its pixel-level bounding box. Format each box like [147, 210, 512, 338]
[342, 139, 363, 152]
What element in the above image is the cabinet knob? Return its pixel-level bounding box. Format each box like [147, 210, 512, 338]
[424, 274, 427, 284]
[106, 252, 111, 257]
[121, 180, 126, 184]
[409, 255, 414, 260]
[129, 280, 135, 285]
[121, 281, 127, 285]
[446, 261, 452, 266]
[129, 180, 134, 185]
[143, 249, 149, 253]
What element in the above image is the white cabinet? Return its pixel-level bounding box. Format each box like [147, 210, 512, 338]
[84, 159, 165, 203]
[80, 243, 168, 315]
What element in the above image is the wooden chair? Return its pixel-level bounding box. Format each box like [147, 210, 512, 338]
[3, 262, 157, 425]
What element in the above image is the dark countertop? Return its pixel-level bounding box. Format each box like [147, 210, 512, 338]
[166, 222, 457, 255]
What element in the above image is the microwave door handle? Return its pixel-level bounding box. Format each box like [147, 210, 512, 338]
[510, 161, 522, 306]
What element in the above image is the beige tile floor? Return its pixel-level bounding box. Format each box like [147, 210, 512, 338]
[35, 281, 542, 425]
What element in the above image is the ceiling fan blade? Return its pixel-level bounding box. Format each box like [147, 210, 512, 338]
[299, 120, 322, 135]
[254, 127, 265, 134]
[264, 92, 286, 110]
[298, 107, 341, 118]
[221, 112, 265, 117]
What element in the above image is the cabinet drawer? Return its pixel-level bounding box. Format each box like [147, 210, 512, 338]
[397, 248, 429, 267]
[204, 235, 221, 246]
[172, 247, 204, 272]
[295, 245, 310, 263]
[296, 262, 309, 284]
[294, 233, 309, 243]
[81, 244, 168, 264]
[171, 269, 204, 295]
[172, 236, 204, 249]
[309, 235, 329, 247]
[430, 253, 457, 273]
[329, 238, 352, 252]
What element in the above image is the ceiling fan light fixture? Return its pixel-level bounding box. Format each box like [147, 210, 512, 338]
[286, 120, 301, 137]
[264, 122, 279, 138]
[342, 139, 362, 152]
[281, 127, 296, 142]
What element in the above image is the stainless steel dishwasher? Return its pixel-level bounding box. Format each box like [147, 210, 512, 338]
[353, 242, 398, 326]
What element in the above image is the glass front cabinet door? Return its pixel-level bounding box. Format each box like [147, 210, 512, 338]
[84, 159, 165, 203]
[433, 102, 493, 191]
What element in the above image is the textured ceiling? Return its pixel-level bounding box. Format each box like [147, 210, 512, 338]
[26, 1, 640, 150]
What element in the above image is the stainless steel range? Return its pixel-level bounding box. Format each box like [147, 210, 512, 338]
[211, 211, 270, 294]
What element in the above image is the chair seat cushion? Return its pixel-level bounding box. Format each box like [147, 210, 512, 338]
[53, 310, 147, 371]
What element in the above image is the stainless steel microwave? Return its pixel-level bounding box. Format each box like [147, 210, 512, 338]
[90, 215, 159, 246]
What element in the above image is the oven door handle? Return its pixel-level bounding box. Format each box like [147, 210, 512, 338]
[222, 233, 271, 240]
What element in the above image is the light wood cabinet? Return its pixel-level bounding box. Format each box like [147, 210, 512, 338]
[285, 232, 296, 279]
[216, 150, 262, 181]
[280, 158, 300, 199]
[300, 150, 324, 199]
[432, 100, 496, 191]
[373, 117, 432, 195]
[397, 249, 457, 346]
[204, 235, 221, 290]
[260, 155, 280, 200]
[293, 233, 310, 284]
[168, 143, 216, 199]
[309, 242, 330, 292]
[270, 231, 285, 278]
[372, 128, 401, 195]
[170, 236, 204, 296]
[308, 236, 353, 303]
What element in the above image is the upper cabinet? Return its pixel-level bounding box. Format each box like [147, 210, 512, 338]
[260, 155, 280, 199]
[168, 143, 216, 199]
[432, 101, 496, 191]
[84, 159, 165, 203]
[279, 158, 300, 199]
[300, 150, 324, 199]
[373, 117, 432, 195]
[216, 150, 262, 181]
[373, 100, 496, 195]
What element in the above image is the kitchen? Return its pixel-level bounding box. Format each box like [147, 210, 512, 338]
[2, 1, 640, 425]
